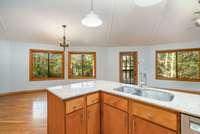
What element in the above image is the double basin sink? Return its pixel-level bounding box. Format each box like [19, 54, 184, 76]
[113, 86, 174, 102]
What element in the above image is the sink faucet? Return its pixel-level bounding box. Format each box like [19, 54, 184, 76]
[140, 72, 147, 88]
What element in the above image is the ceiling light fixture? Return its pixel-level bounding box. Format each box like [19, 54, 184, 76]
[58, 25, 71, 51]
[134, 0, 163, 7]
[81, 0, 103, 27]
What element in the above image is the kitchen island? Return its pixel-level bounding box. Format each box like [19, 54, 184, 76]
[47, 80, 200, 134]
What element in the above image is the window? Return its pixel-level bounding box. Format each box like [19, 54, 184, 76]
[120, 52, 138, 84]
[156, 48, 200, 81]
[68, 52, 96, 79]
[30, 49, 64, 81]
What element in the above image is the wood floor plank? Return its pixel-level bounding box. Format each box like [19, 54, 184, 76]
[0, 91, 47, 134]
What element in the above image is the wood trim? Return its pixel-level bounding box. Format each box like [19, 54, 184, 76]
[128, 99, 132, 134]
[177, 112, 181, 134]
[119, 51, 138, 85]
[0, 89, 46, 96]
[68, 52, 96, 79]
[156, 48, 200, 53]
[29, 49, 64, 53]
[29, 49, 65, 81]
[155, 48, 200, 82]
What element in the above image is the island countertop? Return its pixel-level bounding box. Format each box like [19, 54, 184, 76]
[47, 80, 200, 118]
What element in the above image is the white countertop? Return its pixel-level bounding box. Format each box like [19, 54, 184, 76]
[47, 80, 200, 118]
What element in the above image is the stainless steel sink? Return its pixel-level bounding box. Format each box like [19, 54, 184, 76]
[113, 86, 174, 102]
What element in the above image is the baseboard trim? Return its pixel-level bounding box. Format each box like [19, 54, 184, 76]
[0, 89, 47, 96]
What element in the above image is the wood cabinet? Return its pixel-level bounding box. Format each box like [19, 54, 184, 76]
[87, 93, 99, 106]
[131, 116, 176, 134]
[103, 93, 128, 112]
[48, 91, 180, 134]
[102, 104, 128, 134]
[87, 103, 100, 134]
[65, 97, 84, 114]
[66, 109, 86, 134]
[132, 101, 178, 131]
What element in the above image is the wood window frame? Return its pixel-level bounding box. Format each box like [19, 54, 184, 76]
[119, 52, 138, 85]
[29, 49, 65, 81]
[68, 52, 96, 79]
[156, 48, 200, 82]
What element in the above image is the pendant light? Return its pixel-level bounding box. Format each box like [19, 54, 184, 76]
[81, 0, 103, 27]
[196, 19, 200, 26]
[58, 25, 71, 51]
[134, 0, 163, 7]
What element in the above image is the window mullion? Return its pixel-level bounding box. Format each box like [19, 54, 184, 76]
[199, 50, 200, 80]
[176, 51, 178, 80]
[81, 54, 84, 77]
[48, 52, 50, 79]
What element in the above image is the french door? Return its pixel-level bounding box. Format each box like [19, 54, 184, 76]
[119, 52, 138, 85]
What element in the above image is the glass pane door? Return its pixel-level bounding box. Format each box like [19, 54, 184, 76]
[120, 52, 138, 85]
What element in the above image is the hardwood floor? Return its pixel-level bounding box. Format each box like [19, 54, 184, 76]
[0, 91, 47, 134]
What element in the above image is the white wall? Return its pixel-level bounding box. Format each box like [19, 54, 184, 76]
[0, 41, 108, 93]
[0, 41, 11, 92]
[1, 40, 200, 93]
[148, 42, 200, 91]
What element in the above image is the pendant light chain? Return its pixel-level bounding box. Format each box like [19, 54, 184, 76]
[63, 25, 66, 44]
[59, 25, 70, 50]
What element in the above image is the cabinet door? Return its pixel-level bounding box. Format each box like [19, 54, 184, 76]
[87, 103, 100, 134]
[103, 104, 128, 134]
[66, 109, 85, 134]
[132, 116, 176, 134]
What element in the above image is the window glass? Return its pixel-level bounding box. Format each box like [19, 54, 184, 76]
[177, 51, 200, 80]
[156, 49, 200, 81]
[32, 52, 49, 79]
[68, 52, 96, 79]
[30, 50, 64, 81]
[83, 54, 95, 77]
[49, 53, 63, 78]
[120, 52, 138, 85]
[157, 52, 176, 79]
[71, 54, 83, 77]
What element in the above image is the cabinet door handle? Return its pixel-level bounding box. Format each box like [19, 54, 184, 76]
[73, 106, 77, 110]
[92, 99, 97, 103]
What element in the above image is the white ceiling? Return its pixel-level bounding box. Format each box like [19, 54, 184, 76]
[0, 0, 200, 46]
